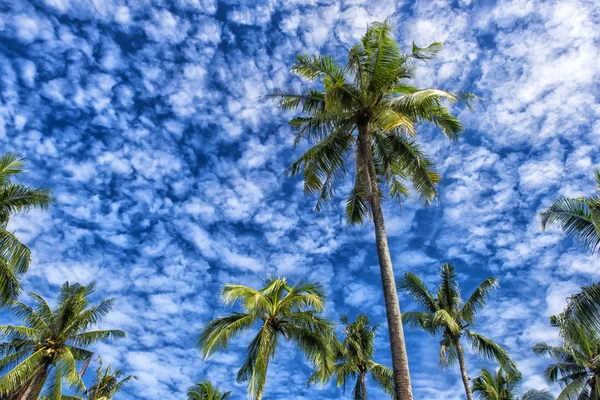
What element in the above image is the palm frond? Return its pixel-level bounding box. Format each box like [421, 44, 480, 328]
[365, 20, 403, 93]
[0, 259, 21, 307]
[221, 284, 271, 315]
[0, 348, 46, 396]
[0, 183, 52, 217]
[540, 197, 600, 254]
[0, 154, 26, 185]
[72, 330, 126, 347]
[369, 362, 394, 397]
[398, 272, 438, 313]
[237, 323, 275, 399]
[460, 277, 498, 324]
[554, 282, 600, 333]
[411, 41, 443, 60]
[286, 126, 353, 212]
[465, 330, 517, 375]
[521, 388, 555, 400]
[0, 228, 32, 275]
[198, 313, 256, 358]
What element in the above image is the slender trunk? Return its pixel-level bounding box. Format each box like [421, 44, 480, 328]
[359, 372, 367, 399]
[590, 373, 600, 400]
[357, 120, 413, 400]
[9, 363, 50, 400]
[455, 340, 474, 400]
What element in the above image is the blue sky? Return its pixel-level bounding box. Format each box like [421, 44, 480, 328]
[1, 0, 599, 398]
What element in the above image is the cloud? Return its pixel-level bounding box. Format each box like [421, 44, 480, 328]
[1, 0, 598, 398]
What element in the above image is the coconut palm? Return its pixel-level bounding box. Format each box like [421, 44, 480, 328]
[267, 19, 470, 400]
[198, 278, 333, 400]
[399, 263, 516, 400]
[540, 169, 600, 254]
[0, 153, 52, 305]
[187, 381, 231, 400]
[39, 357, 135, 400]
[540, 170, 600, 333]
[534, 316, 600, 399]
[471, 367, 554, 400]
[309, 314, 394, 399]
[83, 357, 135, 400]
[0, 282, 126, 399]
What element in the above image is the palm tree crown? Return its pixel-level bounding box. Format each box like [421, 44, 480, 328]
[198, 278, 333, 400]
[540, 169, 600, 254]
[268, 19, 471, 399]
[0, 282, 126, 400]
[534, 316, 600, 399]
[84, 357, 135, 400]
[539, 170, 600, 333]
[187, 381, 231, 400]
[309, 314, 394, 399]
[399, 263, 516, 400]
[471, 367, 554, 400]
[0, 153, 52, 305]
[268, 20, 464, 222]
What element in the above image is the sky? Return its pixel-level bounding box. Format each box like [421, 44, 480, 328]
[0, 0, 599, 398]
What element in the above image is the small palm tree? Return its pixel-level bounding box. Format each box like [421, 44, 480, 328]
[309, 314, 394, 399]
[540, 169, 600, 254]
[39, 357, 135, 400]
[268, 20, 471, 400]
[187, 381, 231, 400]
[472, 367, 554, 400]
[534, 316, 600, 399]
[0, 153, 52, 305]
[399, 263, 516, 400]
[0, 282, 126, 399]
[85, 357, 135, 400]
[198, 278, 333, 400]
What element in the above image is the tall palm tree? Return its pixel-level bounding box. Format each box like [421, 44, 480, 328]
[534, 316, 600, 399]
[0, 153, 52, 305]
[398, 263, 516, 400]
[187, 381, 231, 400]
[0, 282, 126, 400]
[309, 314, 394, 399]
[540, 169, 600, 254]
[198, 278, 333, 400]
[267, 20, 470, 400]
[471, 368, 554, 400]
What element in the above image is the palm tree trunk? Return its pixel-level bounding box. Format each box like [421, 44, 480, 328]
[358, 121, 413, 400]
[360, 372, 367, 399]
[455, 340, 474, 400]
[9, 363, 50, 400]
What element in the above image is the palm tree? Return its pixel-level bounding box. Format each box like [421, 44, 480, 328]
[84, 357, 135, 400]
[267, 20, 470, 400]
[471, 367, 554, 400]
[39, 357, 135, 400]
[534, 316, 600, 399]
[0, 153, 52, 305]
[398, 263, 516, 400]
[309, 314, 394, 399]
[0, 282, 126, 399]
[540, 170, 600, 333]
[540, 169, 600, 254]
[198, 278, 333, 400]
[187, 381, 232, 400]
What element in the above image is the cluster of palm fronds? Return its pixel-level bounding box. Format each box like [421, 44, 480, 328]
[0, 154, 134, 399]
